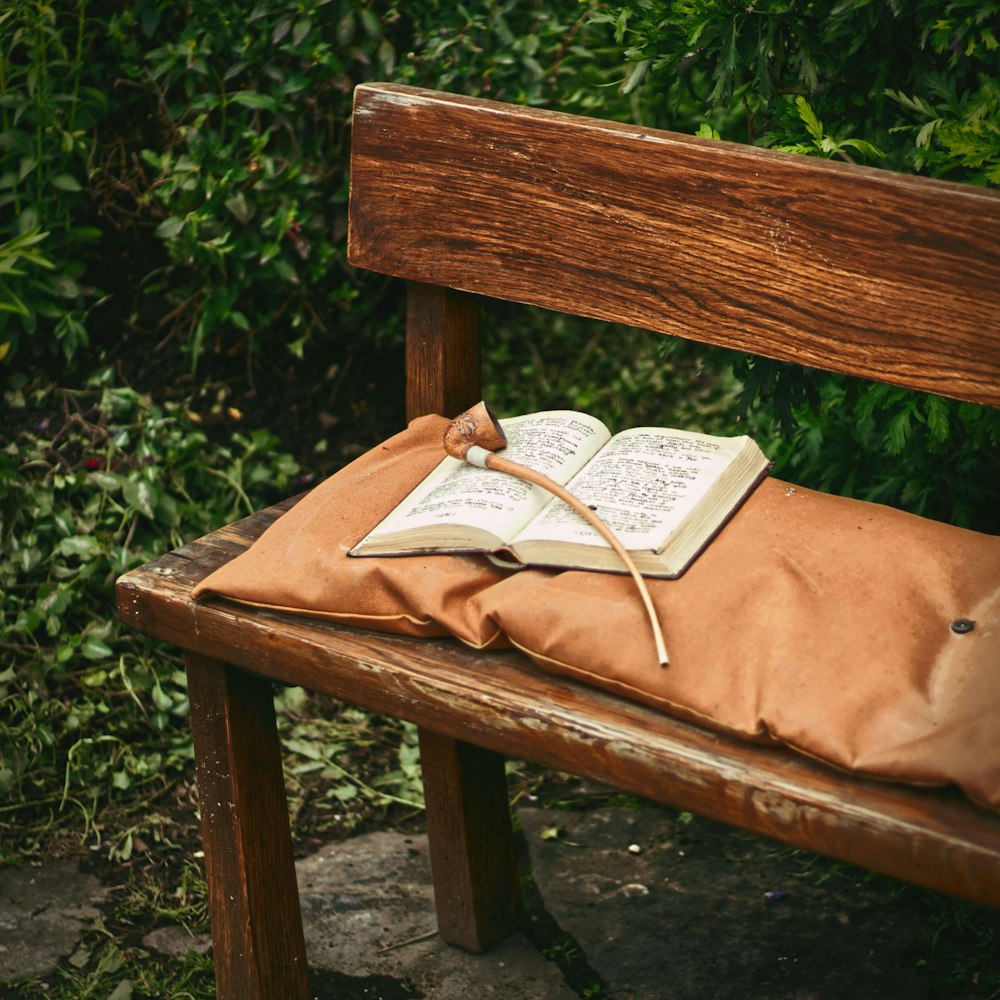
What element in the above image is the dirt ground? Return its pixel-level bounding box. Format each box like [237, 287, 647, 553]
[513, 783, 1000, 1000]
[8, 763, 999, 1000]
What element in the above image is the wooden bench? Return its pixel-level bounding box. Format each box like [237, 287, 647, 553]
[116, 83, 1000, 999]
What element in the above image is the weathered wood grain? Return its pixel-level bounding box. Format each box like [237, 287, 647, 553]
[418, 730, 523, 950]
[349, 84, 1000, 407]
[117, 506, 1000, 909]
[186, 652, 309, 1000]
[406, 282, 481, 420]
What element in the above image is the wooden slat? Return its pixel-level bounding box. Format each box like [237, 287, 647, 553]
[406, 281, 481, 420]
[116, 506, 1000, 909]
[348, 84, 1000, 408]
[418, 730, 523, 950]
[186, 653, 309, 1000]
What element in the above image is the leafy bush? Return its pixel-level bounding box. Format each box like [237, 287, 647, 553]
[482, 304, 742, 435]
[1, 0, 630, 376]
[592, 0, 1000, 176]
[93, 0, 389, 374]
[0, 1, 106, 363]
[0, 369, 301, 849]
[389, 0, 632, 115]
[589, 0, 1000, 531]
[113, 0, 632, 373]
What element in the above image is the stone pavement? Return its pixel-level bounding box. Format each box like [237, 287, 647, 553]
[0, 803, 983, 999]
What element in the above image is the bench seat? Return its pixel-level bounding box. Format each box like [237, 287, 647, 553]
[117, 498, 1000, 910]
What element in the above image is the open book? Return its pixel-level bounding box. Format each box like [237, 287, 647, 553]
[349, 410, 771, 578]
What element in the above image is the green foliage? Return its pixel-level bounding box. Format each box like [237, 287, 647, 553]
[97, 0, 390, 373]
[483, 304, 741, 435]
[742, 370, 1000, 531]
[109, 0, 628, 372]
[590, 0, 1000, 176]
[390, 0, 631, 115]
[0, 228, 55, 359]
[0, 368, 301, 843]
[888, 3, 1000, 185]
[3, 933, 215, 1000]
[1, 0, 628, 373]
[771, 94, 885, 161]
[0, 0, 106, 363]
[279, 689, 425, 814]
[888, 75, 1000, 185]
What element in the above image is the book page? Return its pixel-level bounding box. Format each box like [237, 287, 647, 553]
[511, 426, 750, 551]
[355, 410, 611, 545]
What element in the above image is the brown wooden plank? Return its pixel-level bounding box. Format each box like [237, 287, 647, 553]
[185, 653, 309, 1000]
[117, 516, 1000, 909]
[348, 84, 1000, 408]
[406, 281, 481, 419]
[418, 729, 522, 950]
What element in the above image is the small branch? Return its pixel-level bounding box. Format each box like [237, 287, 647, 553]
[378, 929, 438, 953]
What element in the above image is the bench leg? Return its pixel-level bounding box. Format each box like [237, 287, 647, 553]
[418, 728, 523, 951]
[185, 653, 309, 1000]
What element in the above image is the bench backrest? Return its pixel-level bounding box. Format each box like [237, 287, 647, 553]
[347, 83, 1000, 417]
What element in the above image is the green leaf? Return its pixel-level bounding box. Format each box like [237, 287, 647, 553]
[795, 96, 824, 144]
[621, 59, 650, 96]
[838, 138, 886, 160]
[154, 217, 185, 239]
[106, 978, 133, 1000]
[50, 173, 83, 192]
[67, 945, 91, 969]
[18, 156, 37, 181]
[924, 395, 950, 442]
[886, 407, 914, 455]
[88, 470, 120, 490]
[57, 535, 102, 559]
[230, 91, 278, 111]
[81, 639, 113, 661]
[151, 686, 174, 712]
[272, 18, 292, 44]
[225, 192, 252, 224]
[292, 17, 313, 46]
[916, 119, 943, 148]
[0, 289, 30, 316]
[0, 227, 50, 254]
[123, 479, 157, 518]
[272, 258, 299, 284]
[284, 737, 323, 761]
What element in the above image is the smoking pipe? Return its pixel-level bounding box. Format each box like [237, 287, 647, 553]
[443, 401, 669, 666]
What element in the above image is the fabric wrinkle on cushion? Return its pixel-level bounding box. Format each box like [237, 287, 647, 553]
[192, 415, 509, 648]
[480, 479, 1000, 810]
[192, 416, 1000, 811]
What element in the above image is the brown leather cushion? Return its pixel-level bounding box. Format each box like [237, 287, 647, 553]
[193, 415, 1000, 811]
